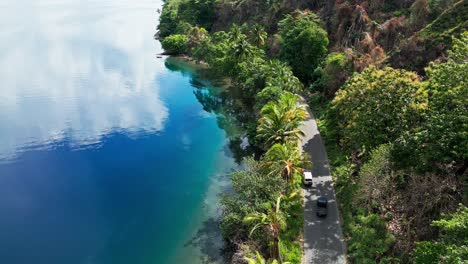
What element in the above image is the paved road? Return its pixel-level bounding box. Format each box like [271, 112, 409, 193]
[299, 100, 346, 264]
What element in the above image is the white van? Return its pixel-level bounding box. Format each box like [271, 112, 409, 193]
[303, 171, 313, 187]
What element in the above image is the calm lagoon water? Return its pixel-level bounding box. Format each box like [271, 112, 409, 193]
[0, 0, 235, 263]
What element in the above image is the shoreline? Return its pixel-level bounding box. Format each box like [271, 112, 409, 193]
[158, 53, 209, 66]
[158, 54, 241, 263]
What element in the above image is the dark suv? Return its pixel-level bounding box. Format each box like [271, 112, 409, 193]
[316, 197, 328, 217]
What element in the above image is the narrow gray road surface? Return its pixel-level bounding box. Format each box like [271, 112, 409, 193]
[300, 100, 346, 264]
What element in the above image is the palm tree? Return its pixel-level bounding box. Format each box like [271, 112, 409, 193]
[263, 142, 311, 185]
[228, 24, 243, 42]
[244, 196, 287, 262]
[257, 102, 303, 146]
[250, 24, 268, 47]
[257, 92, 308, 148]
[264, 61, 303, 94]
[231, 37, 254, 61]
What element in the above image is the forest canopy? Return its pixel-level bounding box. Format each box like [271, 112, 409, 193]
[158, 0, 468, 262]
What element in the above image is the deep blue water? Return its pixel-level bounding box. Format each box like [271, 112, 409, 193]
[0, 1, 234, 263]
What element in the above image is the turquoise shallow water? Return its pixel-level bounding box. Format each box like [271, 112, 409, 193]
[0, 1, 234, 263]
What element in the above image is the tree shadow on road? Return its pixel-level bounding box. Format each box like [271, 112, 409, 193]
[302, 133, 331, 177]
[302, 133, 346, 263]
[303, 181, 345, 263]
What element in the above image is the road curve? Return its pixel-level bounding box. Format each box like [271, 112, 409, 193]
[299, 99, 347, 264]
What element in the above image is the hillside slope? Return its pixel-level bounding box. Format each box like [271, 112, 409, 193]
[157, 0, 468, 263]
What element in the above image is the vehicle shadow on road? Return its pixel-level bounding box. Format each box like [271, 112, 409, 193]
[303, 181, 345, 263]
[302, 132, 346, 263]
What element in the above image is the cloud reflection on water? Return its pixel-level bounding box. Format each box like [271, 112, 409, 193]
[0, 0, 167, 161]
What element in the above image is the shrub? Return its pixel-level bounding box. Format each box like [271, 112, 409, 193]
[311, 52, 351, 98]
[161, 34, 189, 54]
[413, 204, 468, 263]
[279, 239, 301, 263]
[348, 214, 396, 263]
[220, 158, 286, 243]
[358, 144, 397, 210]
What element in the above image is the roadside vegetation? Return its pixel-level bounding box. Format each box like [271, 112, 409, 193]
[314, 33, 467, 263]
[160, 10, 322, 262]
[158, 0, 467, 263]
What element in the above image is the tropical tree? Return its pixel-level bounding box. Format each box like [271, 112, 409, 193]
[263, 60, 303, 94]
[394, 32, 468, 171]
[263, 60, 288, 78]
[158, 6, 178, 38]
[332, 66, 427, 155]
[278, 10, 329, 82]
[231, 36, 255, 61]
[157, 0, 215, 38]
[235, 59, 302, 107]
[245, 251, 274, 264]
[228, 24, 244, 42]
[244, 196, 287, 262]
[197, 31, 232, 75]
[161, 34, 189, 54]
[235, 56, 269, 99]
[311, 52, 352, 98]
[220, 158, 285, 242]
[250, 24, 268, 47]
[263, 143, 311, 185]
[257, 92, 308, 148]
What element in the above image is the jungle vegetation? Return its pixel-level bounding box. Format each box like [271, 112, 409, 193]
[158, 0, 467, 263]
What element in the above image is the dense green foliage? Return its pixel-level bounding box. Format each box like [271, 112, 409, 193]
[332, 66, 427, 155]
[243, 195, 288, 260]
[395, 32, 468, 171]
[158, 0, 467, 262]
[161, 34, 188, 54]
[420, 0, 467, 38]
[263, 142, 311, 186]
[220, 154, 305, 263]
[348, 213, 396, 262]
[324, 144, 398, 263]
[220, 158, 286, 242]
[311, 52, 352, 98]
[158, 0, 216, 38]
[413, 204, 468, 263]
[219, 93, 308, 262]
[321, 33, 467, 262]
[257, 93, 308, 149]
[171, 21, 314, 261]
[278, 11, 329, 83]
